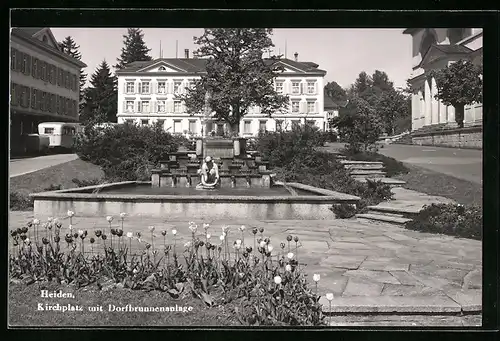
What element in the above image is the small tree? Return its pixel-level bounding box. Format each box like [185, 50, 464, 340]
[330, 97, 383, 153]
[324, 81, 347, 103]
[430, 59, 482, 128]
[80, 60, 118, 125]
[115, 28, 152, 70]
[181, 28, 289, 135]
[59, 36, 87, 113]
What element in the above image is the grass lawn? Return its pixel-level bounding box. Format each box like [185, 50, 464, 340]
[8, 282, 240, 327]
[10, 158, 104, 196]
[394, 164, 482, 207]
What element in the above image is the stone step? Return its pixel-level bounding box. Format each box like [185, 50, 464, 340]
[354, 177, 406, 187]
[366, 210, 405, 218]
[344, 164, 385, 170]
[350, 169, 386, 174]
[367, 205, 421, 217]
[340, 160, 383, 165]
[356, 213, 412, 225]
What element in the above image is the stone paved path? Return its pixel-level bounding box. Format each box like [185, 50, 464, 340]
[9, 210, 482, 325]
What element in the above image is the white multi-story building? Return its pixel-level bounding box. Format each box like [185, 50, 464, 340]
[115, 50, 328, 136]
[403, 28, 483, 132]
[10, 27, 86, 154]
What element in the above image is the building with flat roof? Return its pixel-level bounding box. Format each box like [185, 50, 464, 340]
[115, 50, 329, 136]
[10, 27, 87, 154]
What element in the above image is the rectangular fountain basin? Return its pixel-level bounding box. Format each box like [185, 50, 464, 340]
[30, 181, 360, 220]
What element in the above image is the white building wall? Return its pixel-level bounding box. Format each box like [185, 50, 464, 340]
[117, 69, 326, 136]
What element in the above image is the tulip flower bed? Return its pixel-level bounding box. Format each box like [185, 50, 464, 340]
[9, 213, 327, 326]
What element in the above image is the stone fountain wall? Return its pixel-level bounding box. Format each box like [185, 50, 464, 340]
[151, 137, 272, 188]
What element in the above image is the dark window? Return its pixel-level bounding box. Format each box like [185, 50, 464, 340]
[50, 65, 56, 84]
[16, 50, 23, 71]
[42, 35, 48, 43]
[37, 59, 42, 79]
[72, 74, 77, 91]
[32, 58, 38, 78]
[50, 94, 56, 113]
[65, 72, 70, 89]
[31, 88, 37, 109]
[37, 91, 43, 111]
[57, 68, 63, 86]
[21, 53, 26, 73]
[56, 95, 60, 114]
[11, 48, 16, 70]
[25, 54, 31, 75]
[44, 128, 54, 134]
[45, 91, 51, 111]
[10, 83, 17, 106]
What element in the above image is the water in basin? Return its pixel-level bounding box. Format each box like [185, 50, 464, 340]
[93, 183, 309, 196]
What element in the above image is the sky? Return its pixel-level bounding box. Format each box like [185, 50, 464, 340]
[51, 28, 413, 90]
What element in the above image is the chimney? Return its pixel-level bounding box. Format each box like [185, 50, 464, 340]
[294, 52, 298, 62]
[184, 49, 189, 59]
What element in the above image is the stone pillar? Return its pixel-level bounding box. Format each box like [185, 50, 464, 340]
[411, 93, 419, 131]
[418, 90, 425, 130]
[447, 106, 455, 126]
[439, 100, 447, 124]
[233, 139, 240, 157]
[431, 77, 439, 125]
[195, 138, 203, 156]
[424, 80, 432, 126]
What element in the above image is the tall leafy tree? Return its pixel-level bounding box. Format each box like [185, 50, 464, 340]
[353, 71, 374, 100]
[181, 28, 289, 134]
[324, 81, 347, 104]
[375, 89, 410, 135]
[59, 36, 87, 113]
[372, 70, 394, 95]
[81, 60, 117, 124]
[430, 59, 482, 128]
[115, 28, 152, 70]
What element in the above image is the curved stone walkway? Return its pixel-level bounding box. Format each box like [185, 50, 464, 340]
[9, 211, 482, 326]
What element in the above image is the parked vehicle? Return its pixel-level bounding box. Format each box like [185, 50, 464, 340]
[38, 122, 82, 151]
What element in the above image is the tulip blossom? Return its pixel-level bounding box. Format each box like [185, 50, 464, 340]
[239, 225, 246, 232]
[203, 223, 210, 230]
[106, 215, 113, 223]
[206, 233, 211, 240]
[287, 252, 294, 259]
[222, 225, 230, 234]
[188, 224, 198, 233]
[219, 234, 225, 241]
[67, 211, 75, 218]
[259, 240, 266, 248]
[313, 274, 321, 282]
[285, 264, 292, 271]
[274, 276, 282, 285]
[120, 212, 127, 219]
[148, 225, 155, 232]
[172, 229, 177, 236]
[326, 293, 334, 301]
[267, 244, 274, 252]
[126, 232, 133, 238]
[78, 229, 84, 236]
[47, 217, 53, 222]
[33, 219, 40, 225]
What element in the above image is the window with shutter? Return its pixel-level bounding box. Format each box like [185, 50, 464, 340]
[10, 83, 17, 106]
[16, 50, 23, 71]
[26, 55, 32, 75]
[11, 48, 16, 70]
[31, 89, 37, 109]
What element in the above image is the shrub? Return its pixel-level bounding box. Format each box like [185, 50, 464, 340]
[330, 204, 357, 219]
[72, 178, 103, 188]
[342, 149, 409, 177]
[10, 184, 64, 211]
[256, 125, 329, 168]
[404, 203, 482, 240]
[75, 122, 180, 181]
[10, 192, 34, 211]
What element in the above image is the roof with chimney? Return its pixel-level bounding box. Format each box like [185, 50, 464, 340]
[115, 57, 326, 76]
[11, 27, 87, 68]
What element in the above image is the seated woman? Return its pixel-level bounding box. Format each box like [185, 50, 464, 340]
[196, 156, 220, 189]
